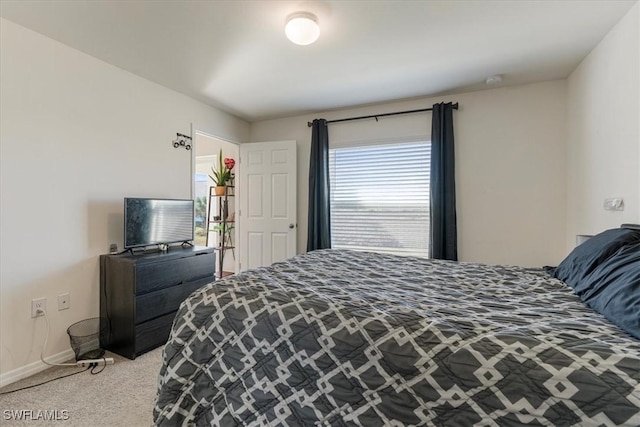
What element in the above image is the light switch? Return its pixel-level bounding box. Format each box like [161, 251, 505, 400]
[603, 198, 624, 211]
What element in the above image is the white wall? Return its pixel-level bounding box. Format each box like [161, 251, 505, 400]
[250, 80, 568, 268]
[0, 19, 249, 384]
[566, 3, 640, 248]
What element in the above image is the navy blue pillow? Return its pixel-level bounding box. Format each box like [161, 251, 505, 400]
[553, 228, 640, 289]
[578, 242, 640, 339]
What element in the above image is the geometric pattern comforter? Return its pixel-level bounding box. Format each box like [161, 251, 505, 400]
[153, 249, 640, 426]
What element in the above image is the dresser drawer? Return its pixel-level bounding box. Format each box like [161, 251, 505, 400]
[134, 311, 177, 356]
[135, 276, 214, 324]
[135, 251, 214, 295]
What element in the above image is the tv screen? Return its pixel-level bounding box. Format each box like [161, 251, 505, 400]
[124, 198, 194, 249]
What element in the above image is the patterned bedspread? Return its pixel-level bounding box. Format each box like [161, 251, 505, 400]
[153, 249, 640, 426]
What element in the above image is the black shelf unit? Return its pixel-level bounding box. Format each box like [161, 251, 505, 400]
[206, 185, 235, 278]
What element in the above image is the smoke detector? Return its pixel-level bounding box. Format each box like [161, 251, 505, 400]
[485, 75, 503, 85]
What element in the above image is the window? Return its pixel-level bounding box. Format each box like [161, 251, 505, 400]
[329, 141, 430, 257]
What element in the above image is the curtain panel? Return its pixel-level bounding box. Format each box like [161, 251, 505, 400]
[307, 119, 331, 251]
[429, 102, 458, 261]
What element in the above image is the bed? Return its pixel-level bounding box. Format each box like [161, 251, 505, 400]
[153, 228, 640, 426]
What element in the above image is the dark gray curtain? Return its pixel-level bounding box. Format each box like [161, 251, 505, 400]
[429, 102, 458, 260]
[307, 119, 331, 251]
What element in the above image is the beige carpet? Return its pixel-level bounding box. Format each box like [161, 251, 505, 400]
[0, 347, 164, 427]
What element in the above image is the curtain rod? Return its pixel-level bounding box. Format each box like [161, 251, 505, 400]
[307, 102, 458, 127]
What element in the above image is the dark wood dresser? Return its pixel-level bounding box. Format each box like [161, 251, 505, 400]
[99, 246, 215, 359]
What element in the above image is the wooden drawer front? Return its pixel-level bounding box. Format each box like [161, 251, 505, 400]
[135, 251, 214, 295]
[135, 276, 214, 324]
[134, 311, 177, 357]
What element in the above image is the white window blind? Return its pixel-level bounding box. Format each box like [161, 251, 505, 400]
[329, 141, 430, 257]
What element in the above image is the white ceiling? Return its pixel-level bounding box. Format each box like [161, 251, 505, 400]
[0, 0, 636, 122]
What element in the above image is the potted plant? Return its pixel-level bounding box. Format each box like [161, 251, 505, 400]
[211, 222, 234, 238]
[209, 149, 233, 196]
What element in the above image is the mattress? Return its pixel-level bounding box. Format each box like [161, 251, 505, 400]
[153, 249, 640, 426]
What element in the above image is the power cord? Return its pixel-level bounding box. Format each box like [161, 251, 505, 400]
[39, 309, 78, 367]
[0, 366, 90, 395]
[90, 362, 106, 375]
[0, 309, 113, 395]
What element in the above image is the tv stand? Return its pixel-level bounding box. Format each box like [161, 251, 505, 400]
[100, 246, 215, 359]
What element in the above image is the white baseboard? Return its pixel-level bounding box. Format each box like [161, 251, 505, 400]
[0, 349, 75, 388]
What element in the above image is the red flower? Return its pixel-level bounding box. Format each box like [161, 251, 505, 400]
[224, 158, 235, 171]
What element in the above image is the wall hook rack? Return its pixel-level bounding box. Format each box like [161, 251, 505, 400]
[172, 133, 192, 150]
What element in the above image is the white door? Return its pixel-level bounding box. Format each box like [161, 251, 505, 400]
[239, 141, 297, 271]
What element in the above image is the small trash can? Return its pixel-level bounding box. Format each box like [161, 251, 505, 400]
[66, 318, 105, 360]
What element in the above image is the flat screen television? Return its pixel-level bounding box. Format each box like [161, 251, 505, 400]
[124, 198, 194, 249]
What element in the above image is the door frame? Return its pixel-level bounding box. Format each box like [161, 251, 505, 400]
[190, 124, 241, 274]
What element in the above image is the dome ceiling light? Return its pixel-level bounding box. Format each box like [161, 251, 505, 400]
[285, 12, 320, 46]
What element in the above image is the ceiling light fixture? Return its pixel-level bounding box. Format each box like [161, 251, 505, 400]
[285, 12, 320, 46]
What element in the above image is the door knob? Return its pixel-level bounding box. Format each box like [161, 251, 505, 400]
[289, 224, 295, 229]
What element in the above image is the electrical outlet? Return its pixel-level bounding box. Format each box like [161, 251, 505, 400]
[58, 293, 70, 311]
[31, 298, 47, 318]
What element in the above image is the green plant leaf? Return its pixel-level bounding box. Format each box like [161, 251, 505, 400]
[209, 148, 231, 186]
